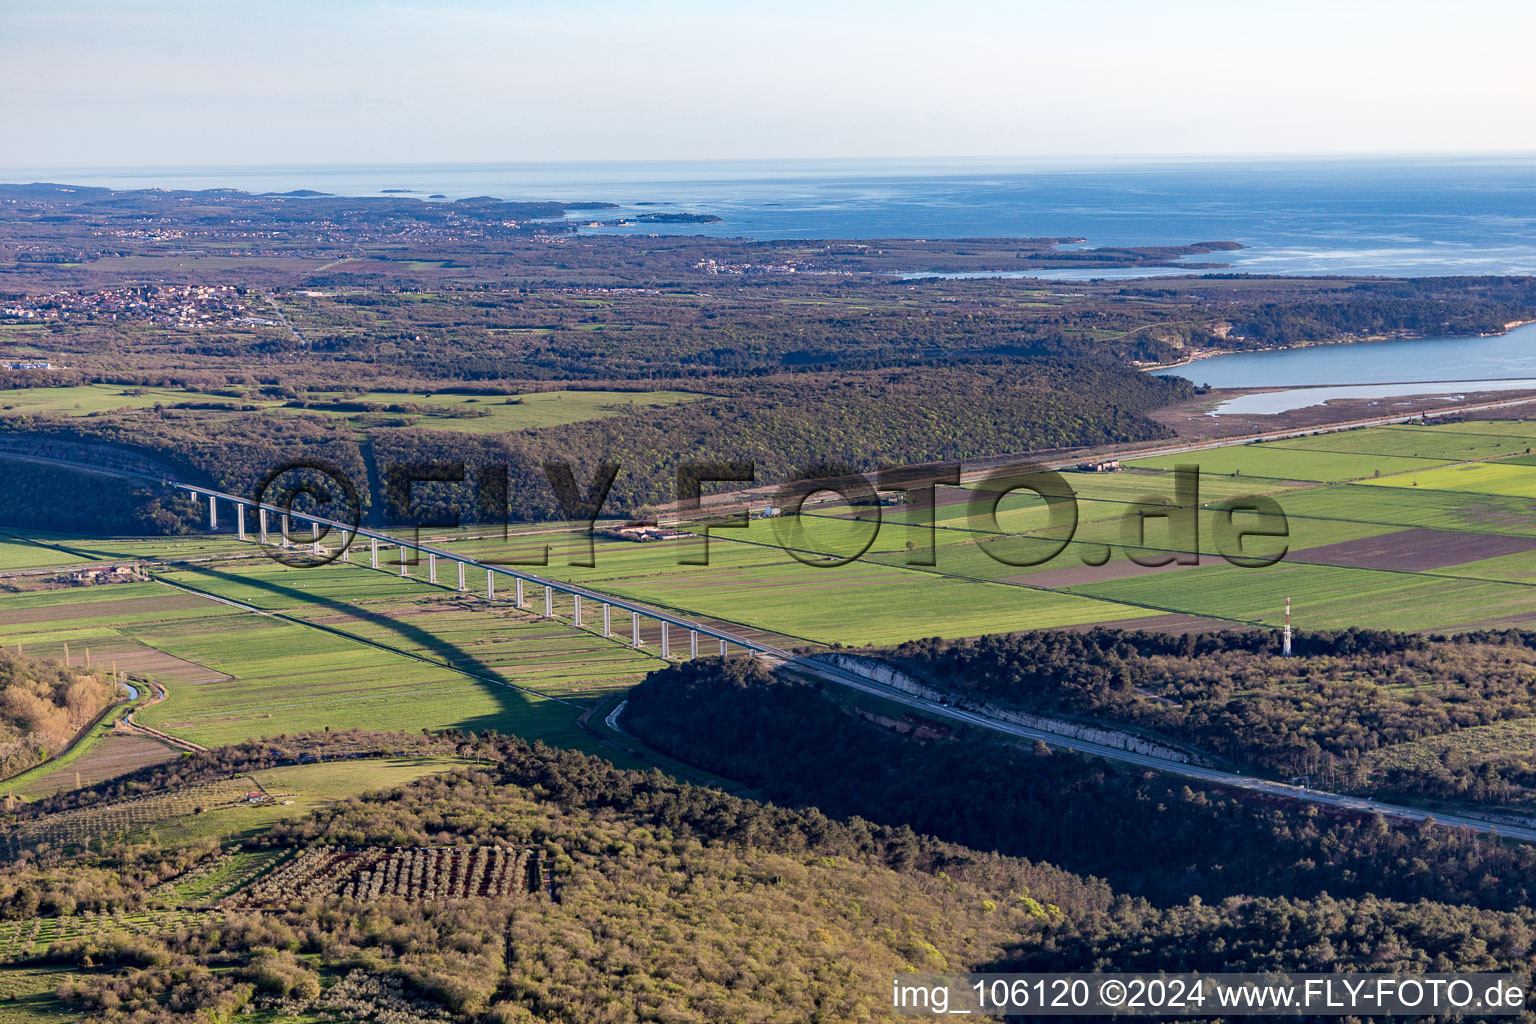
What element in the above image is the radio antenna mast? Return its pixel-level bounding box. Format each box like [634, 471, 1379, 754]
[1283, 596, 1293, 657]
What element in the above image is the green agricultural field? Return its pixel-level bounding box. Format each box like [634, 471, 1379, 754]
[285, 387, 711, 433]
[122, 604, 629, 750]
[1000, 468, 1305, 509]
[1364, 461, 1536, 499]
[0, 383, 709, 435]
[1262, 424, 1536, 460]
[584, 557, 1150, 646]
[1410, 420, 1536, 438]
[0, 554, 661, 757]
[429, 519, 1156, 645]
[864, 512, 1393, 587]
[0, 537, 110, 572]
[0, 528, 254, 565]
[0, 383, 246, 417]
[1070, 559, 1536, 631]
[1438, 546, 1536, 584]
[1127, 443, 1448, 482]
[1272, 483, 1536, 535]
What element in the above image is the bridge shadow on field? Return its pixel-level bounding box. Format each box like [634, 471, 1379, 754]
[3, 521, 592, 742]
[172, 561, 589, 739]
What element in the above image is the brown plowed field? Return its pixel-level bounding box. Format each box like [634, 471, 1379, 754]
[0, 594, 204, 625]
[1287, 528, 1536, 572]
[14, 732, 179, 798]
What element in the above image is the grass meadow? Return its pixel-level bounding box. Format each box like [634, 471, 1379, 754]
[0, 383, 708, 434]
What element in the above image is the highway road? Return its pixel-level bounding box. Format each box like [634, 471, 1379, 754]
[1019, 389, 1536, 474]
[7, 438, 1536, 844]
[763, 656, 1536, 843]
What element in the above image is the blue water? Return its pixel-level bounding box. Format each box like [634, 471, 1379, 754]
[1154, 322, 1536, 388]
[1152, 321, 1536, 415]
[6, 156, 1536, 277]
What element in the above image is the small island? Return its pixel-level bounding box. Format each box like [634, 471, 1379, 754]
[598, 212, 724, 225]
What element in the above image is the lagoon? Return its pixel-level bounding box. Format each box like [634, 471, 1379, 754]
[1151, 322, 1536, 414]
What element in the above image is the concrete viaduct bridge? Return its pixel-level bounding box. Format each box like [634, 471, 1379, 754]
[175, 480, 757, 663]
[0, 442, 771, 663]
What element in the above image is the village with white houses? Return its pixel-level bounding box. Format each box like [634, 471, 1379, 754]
[1, 283, 260, 328]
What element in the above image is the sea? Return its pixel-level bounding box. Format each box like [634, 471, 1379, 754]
[6, 155, 1536, 278]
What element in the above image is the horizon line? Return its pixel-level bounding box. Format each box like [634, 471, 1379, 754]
[5, 149, 1536, 177]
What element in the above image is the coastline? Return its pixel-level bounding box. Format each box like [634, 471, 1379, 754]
[1138, 318, 1536, 374]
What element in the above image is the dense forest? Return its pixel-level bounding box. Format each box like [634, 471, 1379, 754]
[623, 656, 1536, 911]
[882, 628, 1536, 802]
[0, 650, 115, 781]
[0, 461, 203, 535]
[5, 729, 1536, 1022]
[0, 360, 1187, 527]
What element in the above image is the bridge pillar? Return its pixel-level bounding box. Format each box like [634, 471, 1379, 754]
[208, 495, 217, 530]
[631, 611, 641, 647]
[602, 604, 611, 637]
[488, 573, 496, 599]
[457, 561, 465, 591]
[370, 538, 379, 569]
[399, 545, 410, 577]
[340, 533, 350, 562]
[236, 506, 246, 541]
[573, 595, 582, 626]
[660, 622, 670, 658]
[543, 586, 553, 618]
[428, 553, 437, 584]
[258, 508, 269, 544]
[719, 638, 727, 657]
[689, 629, 698, 659]
[515, 578, 524, 608]
[282, 514, 293, 549]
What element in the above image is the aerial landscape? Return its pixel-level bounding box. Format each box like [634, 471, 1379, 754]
[5, 1, 1536, 1021]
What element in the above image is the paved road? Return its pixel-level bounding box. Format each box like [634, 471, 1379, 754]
[752, 656, 1536, 842]
[1017, 389, 1536, 475]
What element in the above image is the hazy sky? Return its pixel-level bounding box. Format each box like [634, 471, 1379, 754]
[4, 0, 1534, 168]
